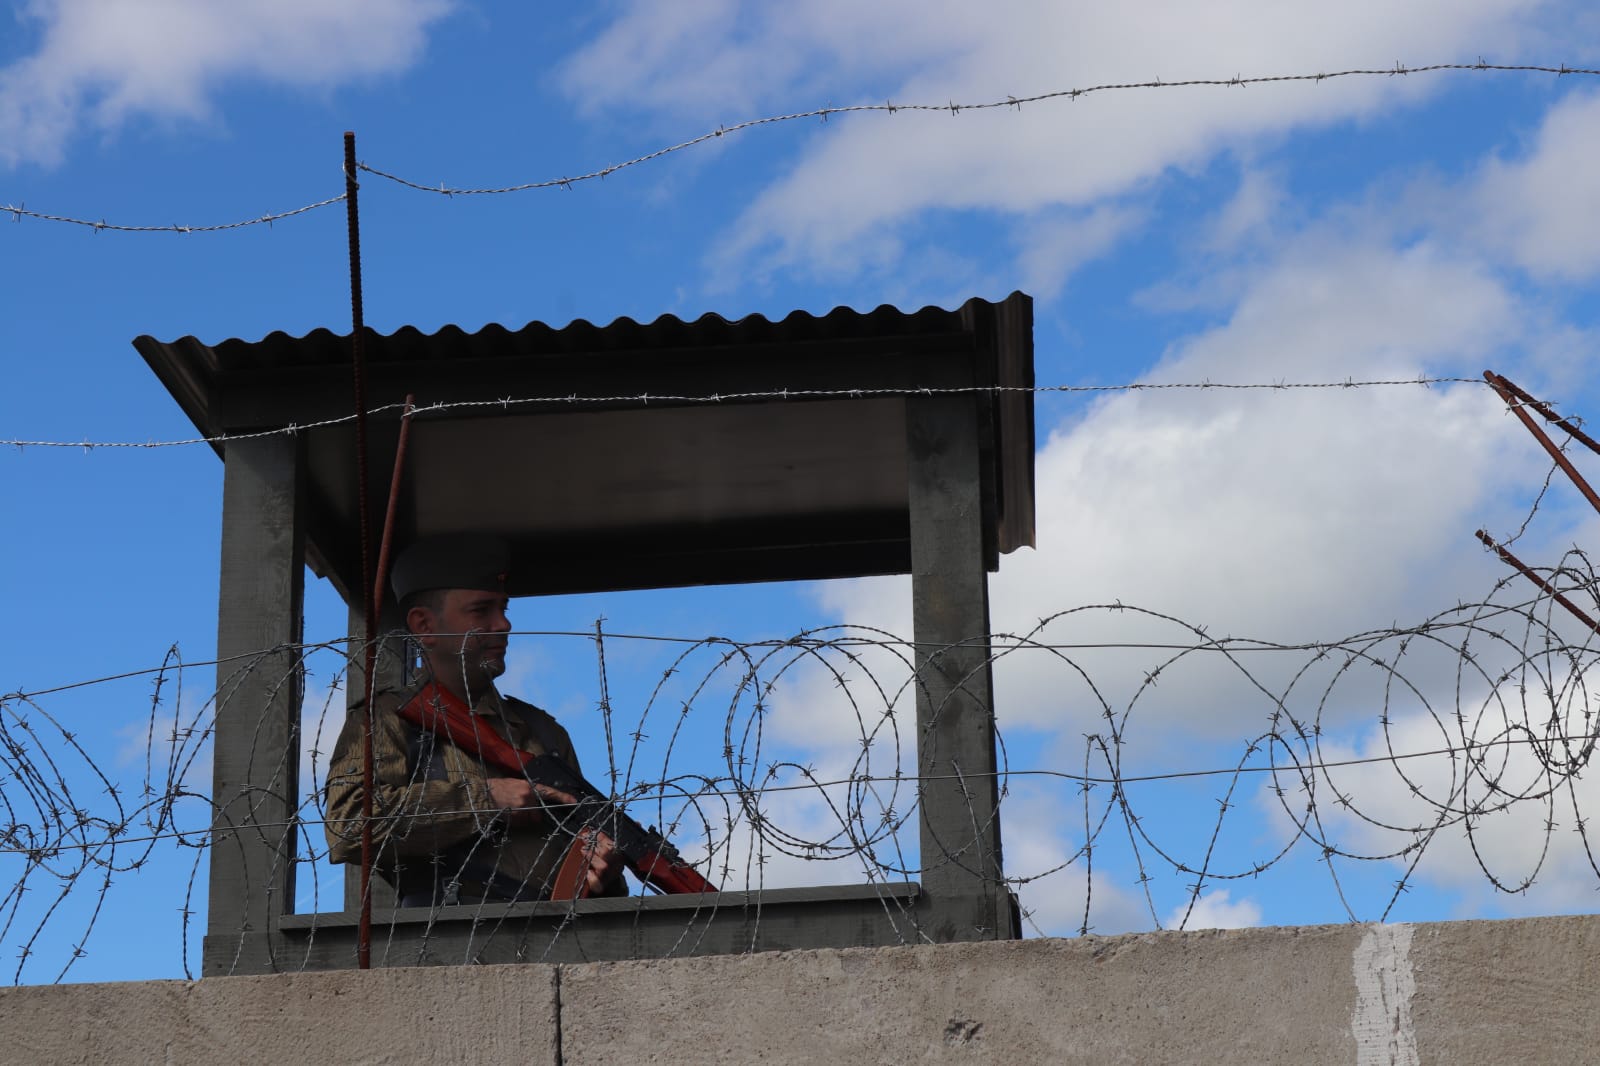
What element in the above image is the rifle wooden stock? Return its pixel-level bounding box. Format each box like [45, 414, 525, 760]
[395, 682, 718, 898]
[551, 837, 594, 901]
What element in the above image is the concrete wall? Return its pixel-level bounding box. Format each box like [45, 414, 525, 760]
[4, 914, 1595, 1065]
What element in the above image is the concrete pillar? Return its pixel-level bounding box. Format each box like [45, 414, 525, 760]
[206, 435, 305, 975]
[905, 395, 1009, 942]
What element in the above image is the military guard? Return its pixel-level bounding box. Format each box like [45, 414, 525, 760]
[324, 534, 623, 906]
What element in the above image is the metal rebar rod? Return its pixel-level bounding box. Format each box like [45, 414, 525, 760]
[1475, 529, 1600, 634]
[1485, 370, 1600, 459]
[1485, 372, 1600, 519]
[345, 129, 375, 970]
[373, 396, 417, 622]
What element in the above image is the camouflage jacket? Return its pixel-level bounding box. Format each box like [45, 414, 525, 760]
[324, 677, 589, 904]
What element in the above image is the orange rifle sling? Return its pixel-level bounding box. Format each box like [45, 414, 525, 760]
[395, 681, 718, 896]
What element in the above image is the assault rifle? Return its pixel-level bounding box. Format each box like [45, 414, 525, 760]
[396, 681, 718, 899]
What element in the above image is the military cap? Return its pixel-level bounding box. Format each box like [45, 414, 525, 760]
[390, 533, 510, 602]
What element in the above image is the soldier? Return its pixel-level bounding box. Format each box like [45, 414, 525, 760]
[324, 533, 624, 906]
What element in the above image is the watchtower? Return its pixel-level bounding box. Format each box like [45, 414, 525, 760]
[135, 292, 1035, 974]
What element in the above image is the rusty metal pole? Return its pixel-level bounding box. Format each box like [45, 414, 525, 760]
[1486, 371, 1600, 459]
[1475, 529, 1600, 634]
[373, 395, 417, 623]
[1485, 371, 1600, 518]
[344, 130, 376, 970]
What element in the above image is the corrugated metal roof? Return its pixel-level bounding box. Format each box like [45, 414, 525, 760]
[134, 293, 1035, 595]
[138, 298, 1014, 373]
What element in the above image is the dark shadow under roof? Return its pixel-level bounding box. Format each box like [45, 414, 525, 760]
[136, 294, 1035, 599]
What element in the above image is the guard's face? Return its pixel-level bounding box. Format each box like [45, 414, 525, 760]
[412, 588, 512, 694]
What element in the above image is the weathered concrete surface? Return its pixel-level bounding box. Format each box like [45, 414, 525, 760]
[562, 924, 1364, 1064]
[1408, 915, 1600, 1063]
[4, 915, 1600, 1065]
[562, 916, 1600, 1065]
[0, 964, 558, 1066]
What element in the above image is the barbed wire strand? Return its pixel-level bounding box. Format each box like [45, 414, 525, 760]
[5, 62, 1597, 232]
[4, 371, 1598, 979]
[7, 555, 1600, 979]
[360, 62, 1600, 196]
[0, 375, 1505, 452]
[0, 194, 345, 234]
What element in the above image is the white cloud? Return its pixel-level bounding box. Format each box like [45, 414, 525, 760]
[0, 0, 453, 167]
[1467, 89, 1600, 282]
[558, 0, 975, 120]
[549, 1, 1600, 924]
[1014, 203, 1144, 300]
[813, 223, 1574, 748]
[1268, 666, 1600, 918]
[763, 124, 1600, 919]
[1202, 167, 1287, 253]
[1004, 782, 1150, 936]
[563, 0, 1568, 280]
[113, 667, 214, 803]
[114, 707, 211, 795]
[1166, 888, 1263, 930]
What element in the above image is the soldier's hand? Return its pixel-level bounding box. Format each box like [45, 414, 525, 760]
[487, 778, 558, 824]
[530, 784, 624, 893]
[487, 779, 623, 892]
[532, 782, 579, 807]
[575, 827, 624, 895]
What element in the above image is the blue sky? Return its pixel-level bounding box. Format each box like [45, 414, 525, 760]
[6, 1, 1600, 983]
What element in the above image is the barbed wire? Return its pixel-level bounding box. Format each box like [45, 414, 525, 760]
[357, 62, 1600, 196]
[5, 61, 1595, 233]
[3, 622, 1560, 706]
[0, 375, 1497, 451]
[6, 549, 1600, 981]
[4, 729, 1594, 856]
[0, 194, 346, 234]
[4, 371, 1593, 981]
